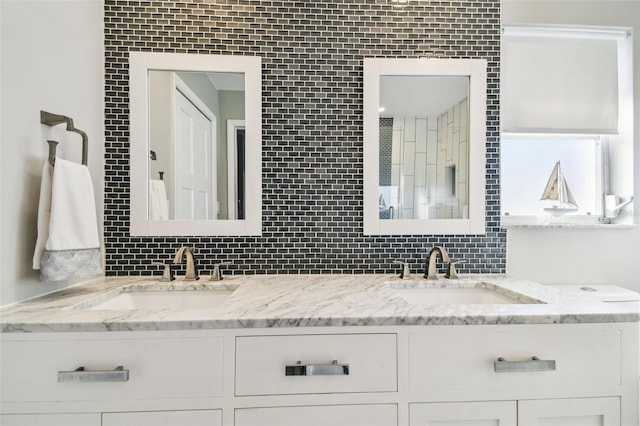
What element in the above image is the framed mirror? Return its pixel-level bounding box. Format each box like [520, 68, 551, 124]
[363, 58, 487, 235]
[129, 52, 262, 236]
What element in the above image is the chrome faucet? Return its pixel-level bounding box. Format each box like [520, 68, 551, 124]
[424, 246, 450, 280]
[173, 246, 199, 281]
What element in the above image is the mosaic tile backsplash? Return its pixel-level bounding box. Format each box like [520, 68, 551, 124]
[104, 0, 504, 277]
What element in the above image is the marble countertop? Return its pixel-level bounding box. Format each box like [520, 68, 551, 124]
[1, 274, 637, 333]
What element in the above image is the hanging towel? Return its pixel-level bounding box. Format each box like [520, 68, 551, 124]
[33, 161, 53, 270]
[33, 158, 102, 281]
[149, 179, 169, 220]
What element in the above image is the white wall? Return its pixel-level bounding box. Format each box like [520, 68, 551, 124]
[503, 0, 640, 291]
[0, 0, 104, 305]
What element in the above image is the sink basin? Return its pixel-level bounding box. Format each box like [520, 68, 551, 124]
[388, 281, 542, 305]
[71, 283, 237, 311]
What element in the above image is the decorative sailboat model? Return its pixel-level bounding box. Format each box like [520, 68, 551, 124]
[540, 161, 578, 216]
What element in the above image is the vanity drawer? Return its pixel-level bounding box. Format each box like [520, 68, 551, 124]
[235, 333, 397, 396]
[1, 333, 224, 402]
[235, 404, 398, 426]
[408, 325, 620, 394]
[102, 409, 222, 426]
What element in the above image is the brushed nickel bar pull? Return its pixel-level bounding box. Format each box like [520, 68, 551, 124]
[494, 356, 556, 373]
[285, 360, 350, 376]
[58, 366, 129, 383]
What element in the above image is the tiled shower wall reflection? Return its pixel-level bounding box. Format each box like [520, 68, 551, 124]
[104, 0, 504, 276]
[380, 98, 468, 221]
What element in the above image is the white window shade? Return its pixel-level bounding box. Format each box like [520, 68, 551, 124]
[502, 26, 621, 134]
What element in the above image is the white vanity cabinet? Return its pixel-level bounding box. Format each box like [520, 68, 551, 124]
[235, 404, 398, 426]
[0, 413, 101, 426]
[1, 410, 223, 426]
[102, 409, 223, 425]
[518, 397, 620, 426]
[407, 325, 621, 397]
[0, 330, 227, 425]
[405, 323, 637, 426]
[409, 397, 620, 426]
[235, 333, 397, 396]
[234, 333, 399, 426]
[1, 332, 225, 403]
[409, 401, 517, 426]
[1, 323, 637, 426]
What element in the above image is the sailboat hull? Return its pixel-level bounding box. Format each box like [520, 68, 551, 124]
[544, 205, 579, 217]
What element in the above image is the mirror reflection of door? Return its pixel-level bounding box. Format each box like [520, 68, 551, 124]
[227, 120, 245, 220]
[236, 127, 246, 220]
[174, 88, 216, 220]
[147, 69, 246, 222]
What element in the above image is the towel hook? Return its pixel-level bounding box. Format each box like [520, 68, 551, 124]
[40, 111, 88, 166]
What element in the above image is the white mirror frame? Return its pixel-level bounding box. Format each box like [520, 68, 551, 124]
[129, 52, 262, 236]
[363, 58, 487, 235]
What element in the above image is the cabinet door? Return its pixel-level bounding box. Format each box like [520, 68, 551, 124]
[518, 397, 620, 426]
[410, 401, 516, 426]
[0, 413, 100, 425]
[101, 410, 222, 426]
[235, 404, 397, 426]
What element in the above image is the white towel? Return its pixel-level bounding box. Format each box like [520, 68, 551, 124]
[33, 161, 53, 269]
[33, 158, 102, 281]
[149, 179, 169, 220]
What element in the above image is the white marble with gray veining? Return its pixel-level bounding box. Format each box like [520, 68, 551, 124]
[1, 274, 637, 333]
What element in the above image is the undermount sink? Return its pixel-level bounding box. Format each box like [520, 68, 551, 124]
[388, 281, 542, 305]
[71, 283, 237, 311]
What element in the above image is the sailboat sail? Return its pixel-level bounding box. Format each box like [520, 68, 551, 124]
[540, 161, 578, 216]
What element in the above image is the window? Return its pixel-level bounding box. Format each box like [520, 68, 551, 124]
[501, 136, 603, 218]
[500, 24, 634, 226]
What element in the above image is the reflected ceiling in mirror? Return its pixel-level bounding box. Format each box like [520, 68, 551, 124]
[129, 52, 262, 236]
[363, 58, 487, 235]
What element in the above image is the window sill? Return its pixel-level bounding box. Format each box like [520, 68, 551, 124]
[501, 215, 635, 230]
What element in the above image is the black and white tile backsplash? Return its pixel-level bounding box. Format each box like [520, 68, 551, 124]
[104, 0, 504, 277]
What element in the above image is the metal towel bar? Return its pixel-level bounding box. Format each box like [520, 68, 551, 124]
[40, 110, 88, 166]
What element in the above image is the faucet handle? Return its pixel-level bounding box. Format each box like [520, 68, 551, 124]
[393, 260, 412, 280]
[445, 259, 466, 280]
[151, 261, 175, 282]
[210, 261, 233, 281]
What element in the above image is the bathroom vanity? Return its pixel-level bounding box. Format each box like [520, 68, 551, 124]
[1, 275, 638, 426]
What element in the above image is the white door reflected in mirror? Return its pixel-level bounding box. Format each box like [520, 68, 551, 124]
[129, 52, 262, 236]
[148, 70, 242, 221]
[173, 81, 216, 220]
